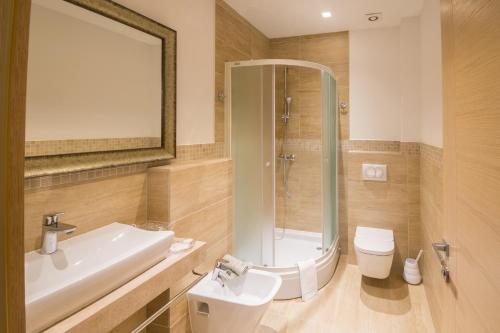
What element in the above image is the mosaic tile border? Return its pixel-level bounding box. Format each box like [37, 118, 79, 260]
[175, 143, 225, 161]
[25, 137, 161, 157]
[420, 143, 443, 165]
[24, 161, 157, 191]
[25, 143, 226, 191]
[24, 141, 429, 191]
[401, 142, 421, 155]
[277, 139, 322, 152]
[342, 140, 401, 152]
[342, 140, 421, 155]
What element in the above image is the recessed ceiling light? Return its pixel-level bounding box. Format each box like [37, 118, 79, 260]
[321, 11, 332, 18]
[366, 12, 382, 22]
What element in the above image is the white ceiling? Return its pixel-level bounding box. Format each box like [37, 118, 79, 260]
[223, 0, 424, 38]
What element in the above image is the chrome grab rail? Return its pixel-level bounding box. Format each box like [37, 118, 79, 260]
[432, 240, 450, 282]
[131, 270, 207, 333]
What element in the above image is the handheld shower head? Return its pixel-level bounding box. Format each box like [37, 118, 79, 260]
[285, 96, 293, 116]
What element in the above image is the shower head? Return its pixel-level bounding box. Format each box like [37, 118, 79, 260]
[285, 96, 292, 117]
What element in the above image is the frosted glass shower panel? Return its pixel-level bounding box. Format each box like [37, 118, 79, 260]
[231, 65, 275, 266]
[322, 71, 338, 251]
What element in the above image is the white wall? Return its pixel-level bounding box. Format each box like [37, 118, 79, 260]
[27, 4, 162, 140]
[115, 0, 216, 145]
[349, 18, 424, 143]
[400, 17, 421, 142]
[420, 0, 443, 147]
[349, 27, 402, 141]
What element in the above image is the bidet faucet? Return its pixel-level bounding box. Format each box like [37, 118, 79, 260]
[41, 212, 77, 254]
[212, 258, 238, 286]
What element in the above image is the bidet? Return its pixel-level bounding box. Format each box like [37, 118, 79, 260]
[188, 269, 281, 333]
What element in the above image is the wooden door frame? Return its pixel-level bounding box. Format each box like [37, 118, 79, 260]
[440, 0, 458, 331]
[0, 0, 30, 331]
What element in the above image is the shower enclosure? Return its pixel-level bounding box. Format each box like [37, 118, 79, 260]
[225, 59, 339, 299]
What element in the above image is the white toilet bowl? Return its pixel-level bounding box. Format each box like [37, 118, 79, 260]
[187, 269, 281, 333]
[354, 226, 394, 279]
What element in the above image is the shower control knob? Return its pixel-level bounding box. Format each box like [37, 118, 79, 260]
[279, 153, 295, 161]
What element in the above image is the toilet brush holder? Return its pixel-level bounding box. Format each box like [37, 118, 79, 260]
[403, 258, 422, 285]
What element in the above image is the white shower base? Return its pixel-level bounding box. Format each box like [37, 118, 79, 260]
[274, 229, 323, 267]
[257, 228, 340, 300]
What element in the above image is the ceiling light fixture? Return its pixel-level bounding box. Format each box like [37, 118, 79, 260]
[321, 11, 332, 18]
[366, 12, 382, 22]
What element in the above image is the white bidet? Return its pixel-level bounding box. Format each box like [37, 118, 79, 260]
[187, 269, 282, 333]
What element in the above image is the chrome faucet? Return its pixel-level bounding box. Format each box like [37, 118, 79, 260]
[41, 212, 77, 254]
[211, 258, 237, 286]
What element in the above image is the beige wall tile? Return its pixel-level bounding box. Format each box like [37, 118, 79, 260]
[344, 144, 422, 273]
[214, 0, 270, 143]
[270, 32, 350, 140]
[147, 158, 233, 332]
[148, 159, 232, 223]
[270, 37, 301, 59]
[24, 172, 148, 252]
[419, 143, 445, 331]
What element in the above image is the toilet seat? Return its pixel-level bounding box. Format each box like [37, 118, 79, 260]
[354, 227, 394, 256]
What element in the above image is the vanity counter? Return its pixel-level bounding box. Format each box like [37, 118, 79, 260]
[43, 241, 206, 333]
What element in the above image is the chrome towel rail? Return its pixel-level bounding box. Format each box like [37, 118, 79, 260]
[131, 270, 207, 333]
[432, 240, 450, 282]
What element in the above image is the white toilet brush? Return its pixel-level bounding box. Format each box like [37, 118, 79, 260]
[403, 250, 423, 285]
[415, 249, 423, 263]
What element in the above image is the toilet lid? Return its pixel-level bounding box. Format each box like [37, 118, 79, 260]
[354, 236, 394, 255]
[355, 226, 393, 241]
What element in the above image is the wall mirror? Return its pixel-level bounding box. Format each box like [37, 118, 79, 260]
[25, 0, 176, 177]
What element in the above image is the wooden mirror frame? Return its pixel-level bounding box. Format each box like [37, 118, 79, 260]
[25, 0, 176, 178]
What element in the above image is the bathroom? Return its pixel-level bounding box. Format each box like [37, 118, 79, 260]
[1, 0, 499, 332]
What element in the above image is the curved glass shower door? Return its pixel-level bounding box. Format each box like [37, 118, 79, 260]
[229, 60, 338, 270]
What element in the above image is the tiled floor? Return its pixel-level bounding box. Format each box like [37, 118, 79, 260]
[257, 256, 436, 333]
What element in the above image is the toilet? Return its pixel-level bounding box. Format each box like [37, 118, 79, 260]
[354, 226, 394, 279]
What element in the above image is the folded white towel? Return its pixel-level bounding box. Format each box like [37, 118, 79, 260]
[297, 259, 318, 301]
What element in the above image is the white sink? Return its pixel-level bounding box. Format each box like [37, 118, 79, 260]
[25, 222, 174, 332]
[187, 269, 282, 333]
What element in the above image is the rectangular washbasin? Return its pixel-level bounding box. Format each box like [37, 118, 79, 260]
[25, 222, 174, 332]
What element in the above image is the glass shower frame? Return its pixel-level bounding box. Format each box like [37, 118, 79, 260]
[225, 59, 339, 268]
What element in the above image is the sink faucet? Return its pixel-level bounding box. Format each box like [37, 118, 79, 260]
[41, 212, 77, 254]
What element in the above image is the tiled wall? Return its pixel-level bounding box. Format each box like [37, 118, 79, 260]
[270, 32, 350, 140]
[176, 143, 225, 161]
[147, 159, 233, 332]
[24, 172, 148, 252]
[215, 0, 270, 143]
[343, 141, 421, 272]
[24, 143, 225, 191]
[419, 143, 445, 331]
[24, 155, 232, 332]
[23, 142, 227, 253]
[271, 34, 349, 234]
[274, 66, 323, 233]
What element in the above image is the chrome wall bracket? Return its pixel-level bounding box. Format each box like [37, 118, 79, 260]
[131, 270, 208, 333]
[432, 240, 450, 282]
[339, 101, 348, 114]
